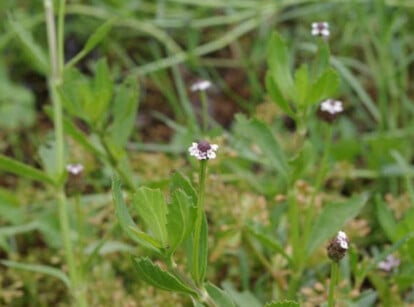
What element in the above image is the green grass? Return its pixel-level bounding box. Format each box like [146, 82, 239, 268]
[1, 0, 414, 306]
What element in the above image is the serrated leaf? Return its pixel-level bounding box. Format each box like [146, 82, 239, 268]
[306, 68, 339, 106]
[170, 172, 198, 205]
[264, 300, 299, 307]
[1, 260, 70, 288]
[133, 187, 168, 247]
[109, 76, 139, 148]
[267, 32, 294, 99]
[0, 154, 54, 185]
[305, 194, 368, 256]
[133, 257, 198, 296]
[88, 58, 113, 124]
[112, 178, 161, 253]
[265, 72, 294, 117]
[205, 282, 235, 307]
[167, 189, 197, 255]
[294, 64, 309, 106]
[66, 19, 114, 68]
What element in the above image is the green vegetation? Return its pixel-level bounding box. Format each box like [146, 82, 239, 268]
[1, 0, 414, 306]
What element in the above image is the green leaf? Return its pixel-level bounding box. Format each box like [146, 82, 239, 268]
[112, 178, 161, 253]
[170, 172, 198, 205]
[245, 224, 291, 265]
[8, 17, 48, 74]
[0, 66, 36, 130]
[375, 194, 398, 242]
[235, 115, 288, 179]
[332, 58, 380, 122]
[38, 138, 59, 179]
[315, 40, 330, 75]
[222, 281, 261, 307]
[133, 257, 198, 296]
[306, 68, 339, 106]
[294, 64, 309, 107]
[264, 300, 299, 307]
[166, 189, 197, 255]
[133, 187, 168, 247]
[66, 19, 115, 68]
[0, 154, 54, 185]
[205, 282, 235, 307]
[59, 68, 88, 118]
[305, 194, 369, 256]
[1, 260, 70, 288]
[267, 32, 294, 99]
[109, 76, 139, 148]
[265, 72, 294, 117]
[89, 58, 113, 124]
[0, 222, 38, 237]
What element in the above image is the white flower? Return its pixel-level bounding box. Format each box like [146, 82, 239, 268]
[311, 22, 330, 38]
[66, 163, 84, 175]
[337, 231, 349, 250]
[320, 99, 343, 115]
[188, 141, 219, 160]
[191, 80, 212, 92]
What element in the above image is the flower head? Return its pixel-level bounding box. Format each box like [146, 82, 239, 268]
[66, 163, 84, 176]
[191, 80, 212, 92]
[188, 141, 218, 160]
[311, 22, 330, 38]
[327, 230, 349, 262]
[317, 99, 343, 123]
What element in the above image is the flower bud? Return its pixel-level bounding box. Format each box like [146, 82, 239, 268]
[327, 231, 349, 262]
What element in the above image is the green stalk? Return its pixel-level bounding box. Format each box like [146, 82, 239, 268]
[192, 160, 207, 286]
[302, 125, 333, 253]
[200, 90, 209, 134]
[44, 1, 87, 306]
[328, 261, 339, 307]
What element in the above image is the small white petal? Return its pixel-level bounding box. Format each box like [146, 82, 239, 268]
[191, 80, 212, 92]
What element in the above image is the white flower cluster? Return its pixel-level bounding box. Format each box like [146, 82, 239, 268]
[311, 22, 330, 38]
[320, 99, 343, 115]
[188, 141, 218, 160]
[336, 231, 349, 250]
[66, 163, 84, 175]
[191, 80, 212, 92]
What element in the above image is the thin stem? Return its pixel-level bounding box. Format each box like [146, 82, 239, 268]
[200, 90, 209, 134]
[302, 125, 333, 254]
[328, 261, 339, 307]
[45, 1, 87, 306]
[192, 160, 207, 286]
[57, 0, 66, 74]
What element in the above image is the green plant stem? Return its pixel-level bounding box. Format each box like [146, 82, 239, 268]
[302, 125, 333, 255]
[192, 160, 207, 286]
[75, 193, 84, 262]
[45, 1, 87, 306]
[200, 90, 209, 134]
[57, 0, 66, 74]
[328, 261, 339, 307]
